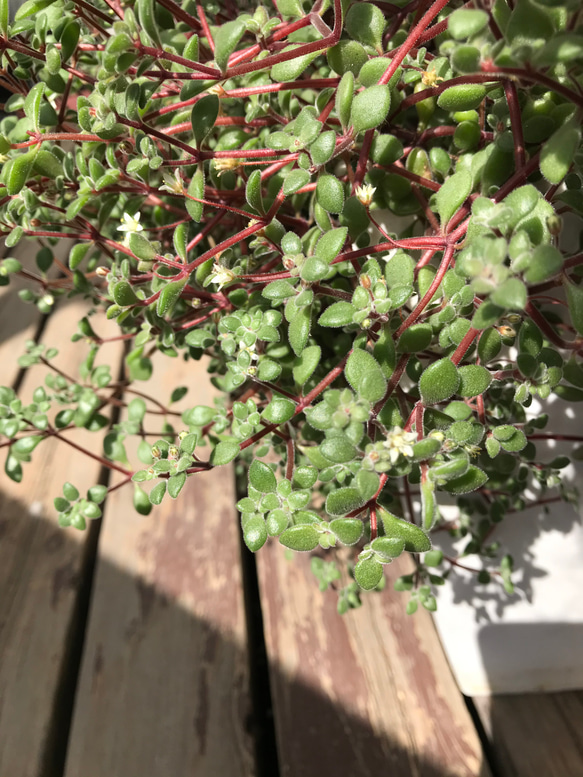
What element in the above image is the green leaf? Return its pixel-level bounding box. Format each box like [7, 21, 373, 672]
[457, 365, 491, 397]
[137, 0, 162, 46]
[277, 0, 303, 16]
[345, 3, 386, 49]
[134, 484, 152, 515]
[354, 557, 384, 590]
[326, 487, 365, 516]
[186, 167, 204, 223]
[540, 121, 581, 185]
[284, 169, 310, 196]
[315, 227, 347, 262]
[23, 83, 45, 132]
[279, 524, 320, 552]
[335, 71, 354, 128]
[328, 40, 368, 76]
[128, 232, 156, 261]
[443, 465, 488, 494]
[435, 169, 472, 226]
[157, 277, 186, 317]
[243, 514, 268, 551]
[262, 396, 295, 425]
[293, 345, 321, 385]
[472, 300, 503, 330]
[345, 349, 387, 403]
[379, 508, 431, 552]
[565, 279, 583, 336]
[491, 278, 527, 310]
[310, 130, 336, 166]
[245, 169, 264, 214]
[419, 358, 460, 405]
[437, 84, 486, 112]
[321, 435, 357, 463]
[15, 0, 57, 21]
[62, 482, 79, 501]
[149, 481, 167, 505]
[523, 244, 563, 283]
[54, 497, 70, 512]
[168, 472, 186, 499]
[249, 459, 277, 493]
[271, 46, 321, 82]
[210, 439, 240, 465]
[5, 150, 36, 196]
[113, 280, 139, 307]
[350, 85, 391, 133]
[214, 19, 246, 73]
[448, 8, 488, 39]
[316, 174, 345, 214]
[534, 33, 583, 67]
[506, 0, 551, 45]
[318, 301, 354, 327]
[191, 94, 219, 149]
[371, 536, 406, 561]
[519, 320, 543, 356]
[88, 485, 108, 504]
[0, 0, 8, 35]
[263, 280, 298, 300]
[60, 20, 80, 63]
[288, 305, 311, 355]
[397, 324, 432, 353]
[330, 518, 363, 546]
[5, 453, 22, 483]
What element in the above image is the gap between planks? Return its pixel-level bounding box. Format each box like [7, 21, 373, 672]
[62, 353, 255, 777]
[0, 252, 125, 776]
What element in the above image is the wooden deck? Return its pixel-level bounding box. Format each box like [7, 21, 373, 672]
[1, 242, 583, 777]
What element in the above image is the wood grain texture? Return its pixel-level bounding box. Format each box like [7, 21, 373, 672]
[0, 300, 123, 777]
[473, 693, 583, 776]
[256, 547, 489, 777]
[64, 356, 254, 777]
[0, 240, 47, 388]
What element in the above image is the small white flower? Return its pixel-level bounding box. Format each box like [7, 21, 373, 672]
[159, 170, 185, 195]
[208, 261, 237, 291]
[383, 426, 417, 463]
[355, 184, 376, 207]
[117, 212, 143, 235]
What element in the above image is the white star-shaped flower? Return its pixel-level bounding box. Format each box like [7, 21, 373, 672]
[117, 212, 143, 235]
[383, 426, 417, 463]
[355, 184, 376, 207]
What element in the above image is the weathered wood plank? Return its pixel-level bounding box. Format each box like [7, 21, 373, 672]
[0, 300, 123, 777]
[0, 241, 47, 388]
[256, 548, 489, 777]
[64, 357, 254, 777]
[473, 693, 583, 777]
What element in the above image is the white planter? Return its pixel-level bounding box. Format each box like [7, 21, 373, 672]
[432, 395, 583, 695]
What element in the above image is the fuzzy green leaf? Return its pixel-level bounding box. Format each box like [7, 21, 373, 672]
[279, 524, 320, 552]
[345, 349, 387, 403]
[354, 557, 384, 590]
[435, 169, 472, 226]
[419, 358, 460, 405]
[350, 85, 391, 133]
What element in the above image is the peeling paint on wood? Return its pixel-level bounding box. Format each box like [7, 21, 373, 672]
[256, 545, 490, 777]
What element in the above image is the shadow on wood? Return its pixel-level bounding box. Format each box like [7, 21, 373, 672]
[0, 482, 493, 777]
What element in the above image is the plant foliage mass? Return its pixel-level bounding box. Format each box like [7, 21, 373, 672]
[1, 0, 583, 613]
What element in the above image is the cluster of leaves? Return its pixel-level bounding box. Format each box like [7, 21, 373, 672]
[1, 0, 583, 614]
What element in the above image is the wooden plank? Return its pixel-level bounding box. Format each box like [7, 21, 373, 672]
[0, 300, 123, 777]
[473, 693, 583, 777]
[257, 548, 489, 777]
[0, 240, 47, 388]
[64, 356, 254, 777]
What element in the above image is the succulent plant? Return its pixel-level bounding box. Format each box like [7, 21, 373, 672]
[1, 0, 582, 613]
